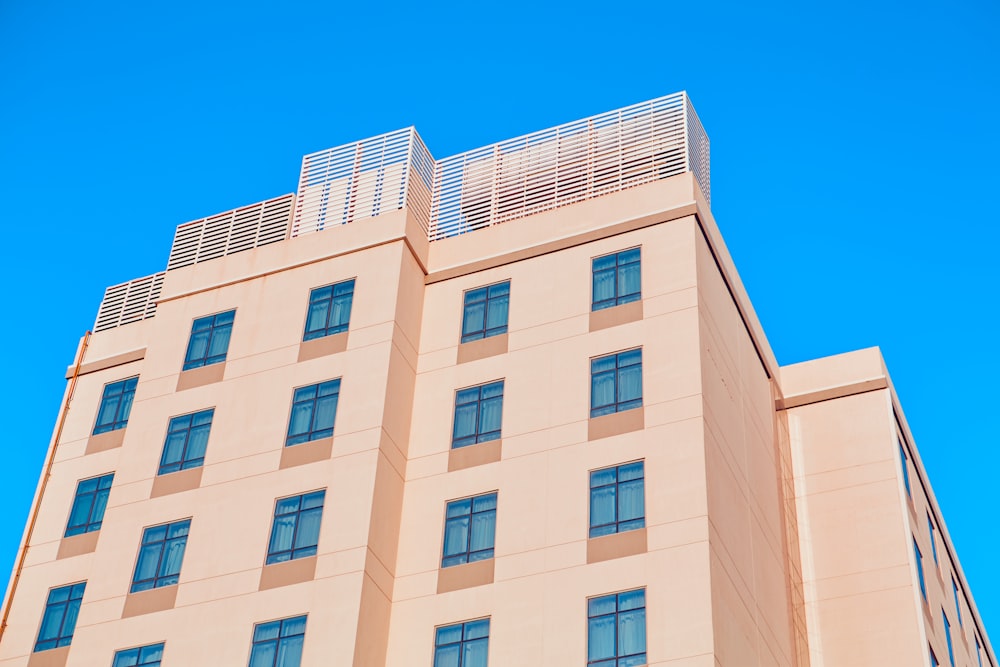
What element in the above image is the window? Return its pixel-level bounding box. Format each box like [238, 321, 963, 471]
[592, 248, 641, 311]
[452, 381, 503, 449]
[442, 493, 497, 568]
[183, 310, 235, 370]
[64, 473, 113, 537]
[587, 588, 647, 666]
[976, 634, 984, 667]
[285, 380, 340, 446]
[113, 643, 165, 667]
[158, 409, 214, 475]
[93, 377, 138, 434]
[590, 349, 642, 418]
[248, 615, 306, 667]
[943, 609, 955, 667]
[34, 583, 85, 652]
[266, 491, 325, 564]
[930, 646, 939, 667]
[461, 281, 509, 343]
[914, 539, 927, 601]
[899, 441, 911, 498]
[590, 462, 645, 538]
[303, 279, 354, 341]
[434, 618, 489, 667]
[951, 577, 963, 628]
[927, 513, 939, 565]
[131, 519, 190, 593]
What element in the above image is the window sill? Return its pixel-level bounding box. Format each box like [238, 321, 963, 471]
[259, 555, 318, 591]
[587, 527, 647, 564]
[121, 584, 178, 618]
[56, 531, 100, 560]
[588, 407, 645, 441]
[448, 439, 502, 472]
[457, 333, 508, 364]
[176, 362, 225, 391]
[279, 437, 333, 469]
[298, 331, 349, 362]
[589, 300, 643, 332]
[437, 558, 495, 594]
[85, 427, 126, 455]
[150, 467, 203, 498]
[28, 646, 70, 667]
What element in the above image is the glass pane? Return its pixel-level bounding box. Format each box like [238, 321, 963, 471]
[472, 494, 497, 512]
[488, 282, 509, 297]
[435, 624, 463, 646]
[91, 489, 110, 526]
[618, 480, 644, 523]
[591, 484, 616, 528]
[464, 619, 490, 640]
[463, 638, 489, 667]
[618, 609, 646, 655]
[470, 512, 496, 552]
[186, 330, 210, 362]
[485, 294, 508, 330]
[481, 382, 503, 399]
[67, 496, 93, 531]
[95, 395, 119, 428]
[305, 300, 330, 334]
[281, 616, 307, 637]
[333, 280, 354, 296]
[248, 643, 277, 667]
[112, 648, 140, 667]
[330, 294, 353, 327]
[287, 403, 314, 438]
[591, 467, 617, 487]
[254, 621, 281, 642]
[160, 539, 187, 577]
[618, 462, 643, 482]
[275, 635, 303, 667]
[464, 287, 487, 304]
[161, 432, 187, 466]
[139, 644, 164, 663]
[619, 248, 640, 264]
[618, 348, 642, 367]
[456, 387, 480, 404]
[593, 254, 617, 272]
[276, 497, 302, 515]
[37, 605, 64, 641]
[618, 262, 641, 297]
[593, 268, 616, 305]
[134, 544, 163, 582]
[453, 403, 478, 441]
[592, 372, 615, 410]
[617, 365, 642, 404]
[433, 644, 460, 667]
[442, 517, 470, 557]
[207, 326, 232, 359]
[215, 310, 235, 325]
[589, 594, 617, 617]
[462, 302, 486, 337]
[446, 499, 471, 519]
[118, 391, 135, 424]
[185, 427, 210, 461]
[302, 491, 325, 510]
[591, 355, 616, 374]
[588, 614, 616, 660]
[78, 478, 99, 494]
[270, 515, 296, 554]
[313, 394, 339, 432]
[478, 396, 503, 436]
[618, 589, 645, 611]
[293, 508, 323, 550]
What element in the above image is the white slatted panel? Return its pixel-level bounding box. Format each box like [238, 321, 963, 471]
[292, 128, 422, 237]
[685, 97, 711, 205]
[94, 272, 165, 332]
[166, 194, 294, 270]
[429, 92, 707, 240]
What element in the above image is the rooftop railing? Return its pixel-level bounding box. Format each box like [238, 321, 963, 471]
[95, 93, 709, 331]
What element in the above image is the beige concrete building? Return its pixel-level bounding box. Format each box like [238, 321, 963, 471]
[0, 93, 993, 667]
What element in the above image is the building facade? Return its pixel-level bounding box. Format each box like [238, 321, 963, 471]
[0, 93, 992, 667]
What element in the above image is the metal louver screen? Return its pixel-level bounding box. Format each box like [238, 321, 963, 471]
[94, 272, 165, 332]
[167, 194, 293, 270]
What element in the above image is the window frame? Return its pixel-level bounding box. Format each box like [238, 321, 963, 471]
[590, 348, 643, 418]
[285, 379, 341, 447]
[64, 473, 114, 537]
[93, 377, 138, 435]
[248, 615, 307, 667]
[182, 310, 235, 371]
[587, 587, 647, 666]
[266, 490, 326, 565]
[433, 618, 490, 667]
[130, 519, 191, 593]
[451, 380, 504, 449]
[112, 642, 165, 667]
[914, 539, 927, 601]
[460, 280, 510, 343]
[589, 461, 645, 538]
[591, 247, 641, 311]
[441, 492, 498, 568]
[33, 582, 86, 652]
[303, 279, 355, 342]
[158, 408, 215, 475]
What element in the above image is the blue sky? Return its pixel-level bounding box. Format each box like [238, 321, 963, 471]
[1, 0, 997, 638]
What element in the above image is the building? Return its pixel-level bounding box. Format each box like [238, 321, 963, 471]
[0, 92, 992, 667]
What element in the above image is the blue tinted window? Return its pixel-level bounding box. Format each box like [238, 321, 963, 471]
[158, 409, 214, 475]
[93, 377, 138, 434]
[927, 513, 938, 564]
[267, 491, 325, 565]
[112, 643, 165, 667]
[65, 473, 113, 537]
[588, 588, 646, 666]
[952, 577, 963, 628]
[442, 493, 497, 568]
[33, 582, 85, 652]
[248, 615, 306, 667]
[303, 279, 354, 341]
[914, 539, 927, 601]
[452, 381, 504, 449]
[131, 519, 190, 593]
[461, 281, 509, 343]
[899, 441, 911, 498]
[590, 462, 645, 538]
[930, 646, 939, 667]
[590, 349, 642, 418]
[434, 618, 489, 667]
[183, 310, 235, 370]
[286, 380, 340, 446]
[592, 248, 641, 311]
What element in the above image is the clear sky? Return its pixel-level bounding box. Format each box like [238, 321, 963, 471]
[1, 0, 997, 638]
